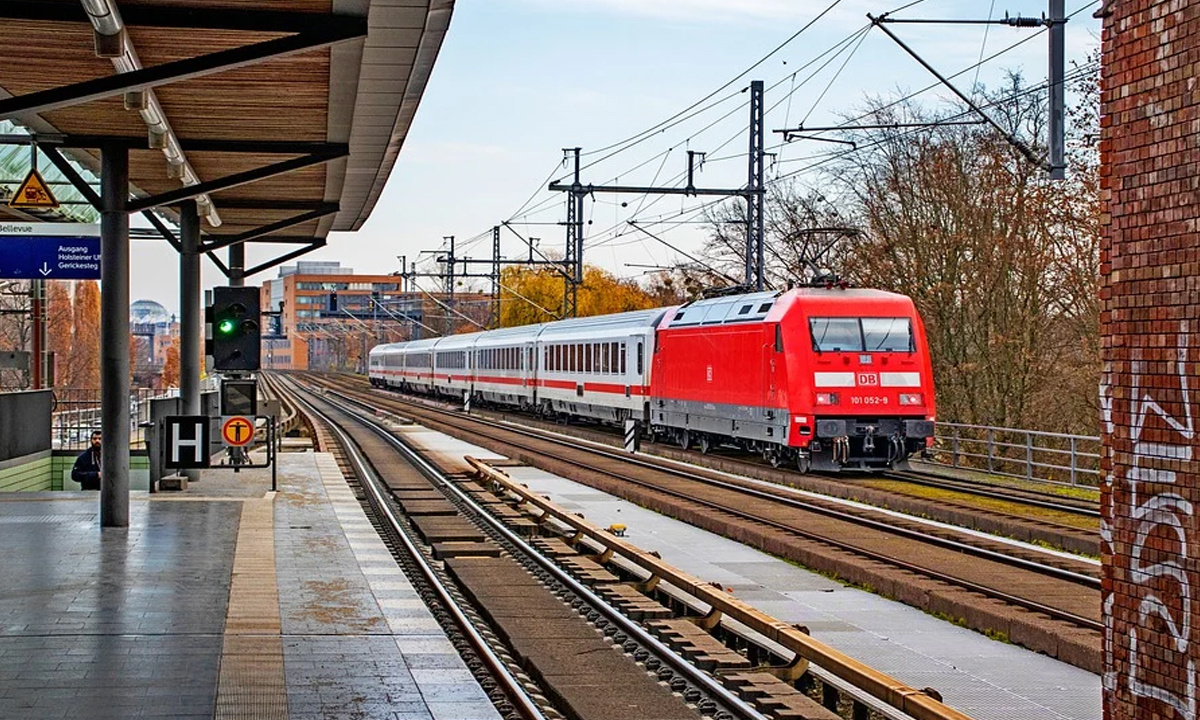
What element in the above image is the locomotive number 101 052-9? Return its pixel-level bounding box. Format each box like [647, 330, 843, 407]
[850, 395, 889, 405]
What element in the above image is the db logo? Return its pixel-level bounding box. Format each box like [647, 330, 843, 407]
[857, 372, 879, 386]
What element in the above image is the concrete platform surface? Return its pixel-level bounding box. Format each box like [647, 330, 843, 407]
[0, 452, 502, 720]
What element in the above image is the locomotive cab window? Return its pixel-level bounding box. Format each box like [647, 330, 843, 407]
[862, 318, 913, 352]
[809, 317, 914, 353]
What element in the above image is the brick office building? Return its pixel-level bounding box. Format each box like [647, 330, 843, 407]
[1099, 3, 1200, 718]
[259, 261, 490, 371]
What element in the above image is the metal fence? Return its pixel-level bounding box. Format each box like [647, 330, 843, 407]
[51, 378, 219, 451]
[928, 421, 1101, 487]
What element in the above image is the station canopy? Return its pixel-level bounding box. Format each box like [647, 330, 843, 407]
[0, 0, 452, 276]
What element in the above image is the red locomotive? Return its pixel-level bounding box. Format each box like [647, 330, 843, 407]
[650, 288, 935, 471]
[370, 285, 935, 472]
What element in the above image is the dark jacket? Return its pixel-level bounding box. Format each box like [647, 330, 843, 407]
[72, 447, 101, 490]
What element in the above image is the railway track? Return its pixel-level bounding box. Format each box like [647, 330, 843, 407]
[291, 372, 1101, 672]
[268, 374, 980, 720]
[340, 372, 1100, 554]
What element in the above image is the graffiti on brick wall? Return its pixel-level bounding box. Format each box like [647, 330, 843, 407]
[1118, 327, 1195, 718]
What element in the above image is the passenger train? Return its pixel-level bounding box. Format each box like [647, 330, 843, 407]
[369, 287, 936, 472]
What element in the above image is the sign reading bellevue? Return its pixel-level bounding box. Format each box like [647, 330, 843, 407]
[0, 223, 101, 279]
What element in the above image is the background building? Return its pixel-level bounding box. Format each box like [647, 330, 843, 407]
[129, 299, 178, 388]
[260, 261, 489, 371]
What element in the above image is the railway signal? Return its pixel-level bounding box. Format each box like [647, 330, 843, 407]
[207, 286, 261, 371]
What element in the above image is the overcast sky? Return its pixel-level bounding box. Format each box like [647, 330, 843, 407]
[133, 0, 1101, 314]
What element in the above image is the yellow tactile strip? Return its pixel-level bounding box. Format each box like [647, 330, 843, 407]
[215, 495, 288, 720]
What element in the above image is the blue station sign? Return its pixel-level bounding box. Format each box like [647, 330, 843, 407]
[0, 222, 101, 280]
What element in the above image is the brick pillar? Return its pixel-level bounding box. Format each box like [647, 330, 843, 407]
[1100, 3, 1200, 719]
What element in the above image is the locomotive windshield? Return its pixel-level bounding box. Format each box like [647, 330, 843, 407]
[810, 317, 913, 353]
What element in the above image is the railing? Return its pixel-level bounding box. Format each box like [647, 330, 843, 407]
[51, 377, 219, 451]
[928, 422, 1101, 487]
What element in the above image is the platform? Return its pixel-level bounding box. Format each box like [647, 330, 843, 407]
[0, 452, 501, 720]
[407, 429, 1102, 720]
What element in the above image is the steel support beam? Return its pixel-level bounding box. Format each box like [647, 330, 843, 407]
[208, 251, 230, 276]
[50, 136, 350, 156]
[126, 151, 345, 212]
[747, 79, 765, 292]
[200, 208, 336, 252]
[228, 244, 245, 287]
[100, 144, 130, 528]
[179, 201, 201, 483]
[0, 21, 367, 120]
[142, 210, 182, 252]
[547, 182, 747, 197]
[0, 1, 365, 34]
[41, 146, 101, 209]
[204, 199, 339, 212]
[1048, 0, 1066, 179]
[243, 241, 326, 278]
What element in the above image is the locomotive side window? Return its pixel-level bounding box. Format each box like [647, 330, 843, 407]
[810, 318, 865, 352]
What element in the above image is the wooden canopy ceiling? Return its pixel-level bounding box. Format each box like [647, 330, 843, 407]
[0, 0, 452, 278]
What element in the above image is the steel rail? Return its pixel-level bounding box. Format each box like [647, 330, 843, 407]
[307, 378, 1102, 632]
[466, 457, 978, 720]
[880, 470, 1101, 518]
[281, 377, 772, 720]
[279, 382, 551, 720]
[317, 380, 1101, 592]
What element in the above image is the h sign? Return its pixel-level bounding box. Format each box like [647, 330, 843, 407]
[164, 416, 211, 469]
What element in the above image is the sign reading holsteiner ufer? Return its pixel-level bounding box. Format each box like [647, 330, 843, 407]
[0, 222, 100, 279]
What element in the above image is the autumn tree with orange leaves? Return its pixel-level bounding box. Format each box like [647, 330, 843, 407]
[499, 265, 661, 328]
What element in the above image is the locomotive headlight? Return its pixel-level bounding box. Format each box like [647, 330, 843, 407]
[816, 392, 839, 406]
[899, 393, 924, 406]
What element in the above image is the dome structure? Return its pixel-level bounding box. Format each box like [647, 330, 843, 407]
[130, 299, 171, 326]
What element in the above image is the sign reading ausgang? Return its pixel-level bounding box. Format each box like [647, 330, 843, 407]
[0, 222, 100, 280]
[164, 415, 211, 469]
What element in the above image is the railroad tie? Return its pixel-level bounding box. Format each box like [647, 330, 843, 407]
[722, 673, 840, 720]
[591, 584, 674, 621]
[647, 619, 753, 672]
[557, 555, 620, 585]
[529, 537, 579, 557]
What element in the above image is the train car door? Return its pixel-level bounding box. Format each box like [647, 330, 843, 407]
[764, 324, 781, 409]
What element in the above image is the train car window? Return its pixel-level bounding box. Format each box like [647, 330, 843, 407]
[576, 344, 584, 372]
[611, 342, 619, 371]
[593, 344, 601, 372]
[637, 341, 644, 374]
[620, 342, 627, 374]
[602, 344, 610, 374]
[809, 318, 864, 352]
[584, 345, 592, 372]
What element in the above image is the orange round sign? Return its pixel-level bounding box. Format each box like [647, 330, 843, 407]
[221, 416, 255, 447]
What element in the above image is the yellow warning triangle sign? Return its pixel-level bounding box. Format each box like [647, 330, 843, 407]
[9, 168, 59, 209]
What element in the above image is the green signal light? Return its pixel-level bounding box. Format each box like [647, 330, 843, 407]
[218, 319, 237, 335]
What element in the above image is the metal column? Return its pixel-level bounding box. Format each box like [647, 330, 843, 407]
[179, 200, 201, 482]
[746, 80, 765, 292]
[228, 243, 245, 286]
[563, 147, 582, 318]
[100, 144, 130, 528]
[1048, 0, 1066, 180]
[491, 225, 501, 329]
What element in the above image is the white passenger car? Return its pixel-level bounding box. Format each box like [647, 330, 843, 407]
[473, 324, 542, 409]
